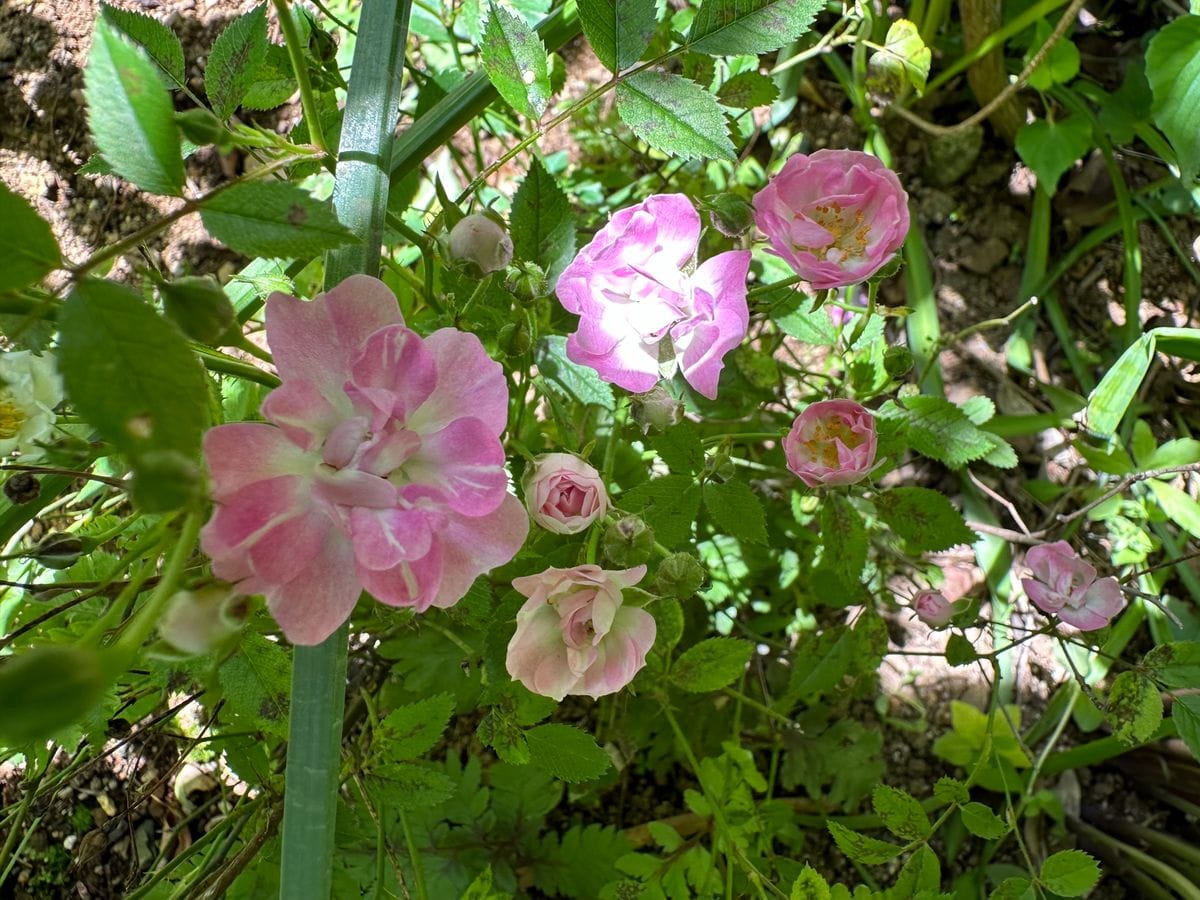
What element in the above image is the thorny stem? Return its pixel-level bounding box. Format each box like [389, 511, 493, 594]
[271, 0, 329, 156]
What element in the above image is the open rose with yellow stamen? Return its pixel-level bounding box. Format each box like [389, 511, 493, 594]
[783, 399, 877, 487]
[753, 149, 909, 290]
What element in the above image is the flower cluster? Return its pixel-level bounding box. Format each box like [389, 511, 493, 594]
[1021, 541, 1125, 631]
[201, 276, 528, 645]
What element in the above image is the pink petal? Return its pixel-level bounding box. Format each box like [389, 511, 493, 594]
[677, 250, 750, 399]
[507, 603, 577, 701]
[349, 325, 438, 419]
[248, 505, 338, 585]
[402, 417, 509, 515]
[264, 529, 362, 645]
[203, 424, 311, 499]
[357, 542, 444, 610]
[578, 606, 656, 698]
[426, 494, 530, 609]
[349, 506, 435, 571]
[265, 275, 402, 402]
[201, 475, 307, 559]
[406, 328, 508, 436]
[260, 379, 344, 451]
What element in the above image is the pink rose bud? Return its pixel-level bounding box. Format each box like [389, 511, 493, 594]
[448, 213, 513, 274]
[507, 564, 655, 701]
[522, 452, 608, 535]
[913, 589, 956, 628]
[783, 399, 877, 487]
[753, 149, 909, 290]
[1021, 541, 1125, 631]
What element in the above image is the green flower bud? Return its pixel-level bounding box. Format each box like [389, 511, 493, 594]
[883, 345, 914, 378]
[506, 263, 547, 305]
[602, 516, 655, 567]
[175, 109, 227, 148]
[631, 386, 683, 434]
[653, 553, 706, 598]
[308, 26, 338, 62]
[449, 213, 513, 274]
[157, 586, 248, 657]
[498, 321, 532, 357]
[32, 533, 92, 570]
[159, 276, 238, 345]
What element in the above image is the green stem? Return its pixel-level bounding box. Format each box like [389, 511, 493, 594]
[113, 511, 200, 655]
[271, 0, 328, 156]
[398, 807, 429, 900]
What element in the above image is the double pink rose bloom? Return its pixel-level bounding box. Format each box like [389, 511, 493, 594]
[506, 564, 655, 701]
[784, 399, 877, 487]
[754, 149, 909, 290]
[200, 276, 528, 645]
[1021, 541, 1125, 631]
[522, 452, 608, 535]
[557, 194, 750, 400]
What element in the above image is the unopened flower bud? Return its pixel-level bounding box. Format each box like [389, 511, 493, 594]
[174, 109, 227, 148]
[32, 533, 91, 569]
[498, 321, 532, 357]
[308, 26, 338, 62]
[630, 386, 683, 434]
[3, 473, 40, 505]
[603, 516, 655, 567]
[449, 214, 513, 274]
[157, 586, 248, 656]
[912, 589, 954, 628]
[704, 192, 755, 238]
[506, 263, 547, 305]
[653, 553, 705, 598]
[884, 345, 914, 378]
[159, 276, 238, 345]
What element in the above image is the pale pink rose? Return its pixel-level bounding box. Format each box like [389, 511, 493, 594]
[522, 452, 608, 535]
[556, 194, 750, 400]
[506, 564, 655, 701]
[200, 275, 529, 646]
[753, 149, 909, 290]
[783, 399, 877, 487]
[912, 589, 956, 628]
[1021, 541, 1125, 631]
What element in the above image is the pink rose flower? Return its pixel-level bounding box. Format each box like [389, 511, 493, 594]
[200, 275, 529, 646]
[522, 452, 608, 535]
[912, 589, 957, 628]
[753, 149, 909, 290]
[783, 399, 877, 487]
[506, 564, 655, 701]
[556, 194, 750, 400]
[1021, 541, 1125, 631]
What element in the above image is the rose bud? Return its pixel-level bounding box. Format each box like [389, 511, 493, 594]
[912, 589, 958, 628]
[157, 586, 248, 656]
[783, 399, 877, 488]
[653, 552, 706, 599]
[603, 516, 655, 567]
[448, 213, 513, 274]
[522, 452, 608, 535]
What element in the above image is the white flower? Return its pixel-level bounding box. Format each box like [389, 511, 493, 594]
[0, 351, 63, 458]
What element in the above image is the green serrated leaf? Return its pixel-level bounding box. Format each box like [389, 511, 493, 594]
[84, 17, 184, 195]
[481, 2, 551, 118]
[717, 70, 779, 108]
[1105, 671, 1163, 745]
[0, 183, 61, 291]
[820, 495, 867, 586]
[890, 844, 940, 897]
[827, 820, 902, 865]
[686, 0, 822, 55]
[872, 784, 930, 840]
[219, 632, 292, 738]
[653, 422, 705, 475]
[363, 762, 456, 810]
[100, 3, 186, 90]
[874, 487, 977, 552]
[619, 474, 701, 547]
[990, 877, 1035, 900]
[525, 723, 612, 781]
[790, 864, 832, 900]
[1174, 695, 1200, 762]
[199, 181, 356, 258]
[534, 334, 616, 409]
[1014, 115, 1092, 196]
[379, 693, 455, 761]
[1039, 849, 1101, 897]
[671, 637, 753, 692]
[704, 479, 768, 545]
[578, 0, 657, 72]
[242, 44, 298, 110]
[773, 294, 839, 345]
[532, 823, 632, 897]
[511, 157, 575, 286]
[59, 279, 209, 461]
[1144, 641, 1200, 689]
[932, 776, 969, 805]
[616, 70, 735, 162]
[205, 5, 269, 119]
[1146, 14, 1200, 186]
[960, 801, 1008, 839]
[867, 18, 931, 96]
[880, 396, 997, 467]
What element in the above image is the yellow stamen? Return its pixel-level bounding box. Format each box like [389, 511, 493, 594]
[0, 394, 25, 440]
